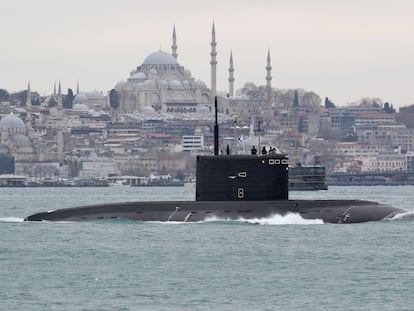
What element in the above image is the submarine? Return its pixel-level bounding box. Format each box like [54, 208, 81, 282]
[25, 98, 405, 224]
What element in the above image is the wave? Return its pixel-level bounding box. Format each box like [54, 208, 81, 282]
[0, 217, 24, 223]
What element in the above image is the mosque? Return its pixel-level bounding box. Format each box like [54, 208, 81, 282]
[0, 83, 64, 163]
[114, 25, 220, 114]
[113, 24, 274, 118]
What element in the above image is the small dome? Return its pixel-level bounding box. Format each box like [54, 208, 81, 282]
[148, 68, 157, 75]
[11, 134, 30, 145]
[198, 105, 210, 113]
[195, 80, 207, 88]
[169, 80, 182, 88]
[143, 51, 178, 65]
[0, 113, 25, 129]
[73, 93, 88, 103]
[183, 69, 191, 77]
[143, 79, 156, 88]
[143, 105, 155, 113]
[130, 69, 137, 75]
[86, 90, 105, 99]
[130, 72, 147, 80]
[73, 103, 89, 112]
[158, 79, 168, 87]
[182, 80, 190, 88]
[115, 80, 126, 88]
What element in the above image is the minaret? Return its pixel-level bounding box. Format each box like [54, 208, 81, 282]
[26, 81, 32, 129]
[171, 26, 178, 60]
[76, 80, 80, 95]
[210, 22, 217, 108]
[53, 81, 56, 96]
[228, 51, 235, 97]
[266, 49, 272, 106]
[57, 81, 64, 162]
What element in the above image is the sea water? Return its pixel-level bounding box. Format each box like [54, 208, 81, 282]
[1, 185, 414, 310]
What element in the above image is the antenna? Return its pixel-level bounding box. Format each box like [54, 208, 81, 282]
[214, 96, 219, 156]
[258, 121, 261, 152]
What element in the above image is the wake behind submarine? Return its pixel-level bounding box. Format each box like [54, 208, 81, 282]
[25, 98, 405, 224]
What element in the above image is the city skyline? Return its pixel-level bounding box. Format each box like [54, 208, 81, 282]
[1, 0, 413, 107]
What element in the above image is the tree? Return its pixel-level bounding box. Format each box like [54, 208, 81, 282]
[357, 97, 383, 108]
[63, 88, 74, 109]
[293, 89, 299, 107]
[384, 102, 395, 114]
[324, 97, 335, 109]
[109, 89, 120, 110]
[0, 89, 10, 102]
[18, 90, 27, 106]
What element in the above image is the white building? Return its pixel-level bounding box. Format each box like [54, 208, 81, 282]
[367, 152, 406, 172]
[334, 142, 388, 159]
[182, 135, 204, 152]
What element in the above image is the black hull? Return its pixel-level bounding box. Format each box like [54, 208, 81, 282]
[24, 200, 404, 224]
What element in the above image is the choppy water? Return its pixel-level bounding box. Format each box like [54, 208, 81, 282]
[1, 185, 414, 310]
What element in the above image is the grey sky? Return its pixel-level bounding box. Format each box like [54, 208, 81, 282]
[1, 0, 413, 107]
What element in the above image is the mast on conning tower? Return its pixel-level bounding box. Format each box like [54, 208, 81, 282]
[214, 96, 219, 156]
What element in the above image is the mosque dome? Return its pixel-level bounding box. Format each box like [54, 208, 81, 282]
[0, 113, 25, 129]
[148, 68, 158, 75]
[115, 80, 126, 88]
[169, 80, 182, 88]
[182, 80, 190, 88]
[198, 105, 210, 113]
[158, 79, 168, 87]
[11, 134, 30, 145]
[73, 93, 88, 104]
[130, 72, 147, 80]
[183, 69, 191, 78]
[195, 80, 207, 88]
[73, 103, 89, 112]
[143, 79, 156, 88]
[143, 51, 178, 65]
[86, 90, 105, 99]
[143, 105, 155, 113]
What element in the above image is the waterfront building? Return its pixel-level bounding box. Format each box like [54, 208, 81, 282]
[368, 152, 406, 172]
[334, 142, 388, 159]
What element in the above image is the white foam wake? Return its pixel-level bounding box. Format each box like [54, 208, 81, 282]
[388, 210, 414, 221]
[203, 213, 324, 225]
[0, 217, 24, 223]
[240, 213, 324, 225]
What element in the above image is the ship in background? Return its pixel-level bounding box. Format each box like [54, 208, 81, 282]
[289, 164, 328, 191]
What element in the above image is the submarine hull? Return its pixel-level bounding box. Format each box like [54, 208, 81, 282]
[24, 200, 404, 224]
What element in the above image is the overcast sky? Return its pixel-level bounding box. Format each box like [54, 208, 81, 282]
[1, 0, 413, 107]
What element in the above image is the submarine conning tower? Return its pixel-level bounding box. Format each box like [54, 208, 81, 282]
[196, 154, 289, 201]
[196, 96, 289, 201]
